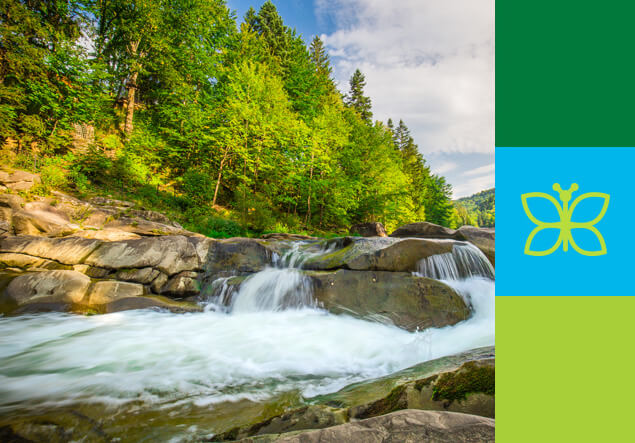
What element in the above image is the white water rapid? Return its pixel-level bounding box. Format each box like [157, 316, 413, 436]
[0, 240, 494, 416]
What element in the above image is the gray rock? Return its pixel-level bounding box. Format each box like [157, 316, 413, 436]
[116, 267, 160, 284]
[84, 235, 199, 275]
[0, 170, 41, 191]
[12, 209, 80, 236]
[0, 236, 102, 265]
[252, 410, 495, 443]
[0, 193, 24, 210]
[0, 252, 67, 270]
[455, 226, 495, 266]
[160, 271, 200, 297]
[150, 272, 169, 293]
[2, 270, 91, 308]
[390, 221, 457, 239]
[308, 270, 470, 331]
[85, 280, 145, 305]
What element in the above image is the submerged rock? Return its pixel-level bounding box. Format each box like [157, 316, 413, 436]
[308, 269, 469, 331]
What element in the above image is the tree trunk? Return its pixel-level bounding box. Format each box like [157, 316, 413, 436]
[213, 150, 229, 207]
[124, 70, 138, 135]
[124, 40, 141, 136]
[304, 151, 315, 226]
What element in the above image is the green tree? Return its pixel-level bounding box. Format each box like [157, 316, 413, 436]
[345, 69, 373, 122]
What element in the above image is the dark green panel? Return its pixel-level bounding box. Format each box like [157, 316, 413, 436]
[496, 0, 635, 146]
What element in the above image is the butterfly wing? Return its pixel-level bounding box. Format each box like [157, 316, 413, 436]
[521, 192, 564, 256]
[568, 192, 610, 256]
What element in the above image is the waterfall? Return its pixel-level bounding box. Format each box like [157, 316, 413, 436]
[416, 242, 494, 281]
[205, 242, 321, 313]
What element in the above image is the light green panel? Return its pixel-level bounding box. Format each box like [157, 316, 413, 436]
[497, 296, 635, 442]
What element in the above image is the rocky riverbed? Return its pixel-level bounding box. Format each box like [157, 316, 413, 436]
[0, 185, 495, 442]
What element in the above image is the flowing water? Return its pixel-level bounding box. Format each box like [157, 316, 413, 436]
[0, 239, 494, 438]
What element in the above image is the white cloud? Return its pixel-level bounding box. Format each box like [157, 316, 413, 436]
[453, 173, 495, 199]
[316, 0, 494, 155]
[432, 161, 458, 175]
[464, 162, 495, 177]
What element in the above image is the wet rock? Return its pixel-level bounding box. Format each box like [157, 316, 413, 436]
[350, 222, 387, 237]
[349, 359, 495, 420]
[243, 410, 495, 443]
[2, 270, 91, 310]
[104, 295, 202, 313]
[455, 226, 495, 266]
[308, 270, 469, 331]
[85, 280, 145, 305]
[205, 238, 278, 277]
[84, 235, 199, 275]
[216, 406, 347, 441]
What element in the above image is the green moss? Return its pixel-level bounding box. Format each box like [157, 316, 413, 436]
[353, 383, 407, 419]
[432, 362, 495, 403]
[414, 374, 438, 391]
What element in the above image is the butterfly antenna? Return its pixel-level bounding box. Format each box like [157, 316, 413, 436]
[553, 183, 578, 203]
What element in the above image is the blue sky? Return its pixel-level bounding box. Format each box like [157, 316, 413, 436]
[226, 1, 494, 198]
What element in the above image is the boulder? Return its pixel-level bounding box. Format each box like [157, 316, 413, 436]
[85, 280, 145, 305]
[349, 222, 387, 237]
[390, 221, 456, 239]
[308, 270, 470, 331]
[302, 237, 454, 272]
[84, 235, 199, 275]
[0, 235, 102, 265]
[127, 209, 182, 228]
[455, 226, 495, 266]
[2, 270, 91, 311]
[12, 209, 80, 236]
[116, 267, 160, 284]
[246, 410, 495, 443]
[104, 217, 188, 236]
[204, 238, 278, 277]
[0, 170, 41, 191]
[160, 271, 200, 297]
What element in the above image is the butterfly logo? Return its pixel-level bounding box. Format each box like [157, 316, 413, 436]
[522, 183, 610, 256]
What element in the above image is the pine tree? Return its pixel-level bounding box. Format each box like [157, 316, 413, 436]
[345, 69, 373, 122]
[309, 36, 332, 79]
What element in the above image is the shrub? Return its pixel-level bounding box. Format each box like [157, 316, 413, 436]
[182, 169, 215, 205]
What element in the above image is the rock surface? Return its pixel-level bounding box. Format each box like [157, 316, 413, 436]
[309, 270, 470, 331]
[349, 222, 387, 237]
[240, 410, 495, 443]
[0, 169, 41, 191]
[2, 270, 91, 311]
[390, 222, 495, 266]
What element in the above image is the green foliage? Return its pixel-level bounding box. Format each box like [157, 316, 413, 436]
[0, 0, 471, 235]
[455, 188, 495, 227]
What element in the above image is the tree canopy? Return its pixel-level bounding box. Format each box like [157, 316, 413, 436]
[0, 0, 464, 235]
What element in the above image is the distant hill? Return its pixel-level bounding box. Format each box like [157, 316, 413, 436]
[455, 188, 495, 227]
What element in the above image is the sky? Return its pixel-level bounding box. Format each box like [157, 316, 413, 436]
[227, 0, 494, 198]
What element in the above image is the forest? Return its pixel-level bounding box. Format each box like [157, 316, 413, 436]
[1, 0, 481, 237]
[455, 188, 495, 227]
